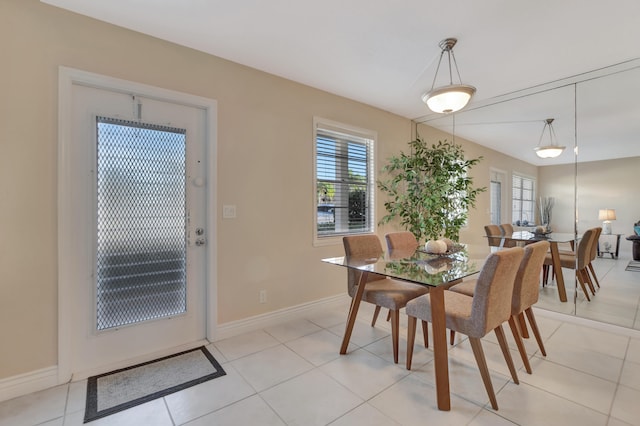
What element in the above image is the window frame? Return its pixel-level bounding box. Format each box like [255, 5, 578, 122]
[511, 172, 536, 226]
[312, 117, 376, 246]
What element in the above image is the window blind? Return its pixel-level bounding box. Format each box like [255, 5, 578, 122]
[315, 126, 374, 237]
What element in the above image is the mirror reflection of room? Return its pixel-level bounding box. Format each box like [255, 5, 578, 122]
[417, 60, 640, 330]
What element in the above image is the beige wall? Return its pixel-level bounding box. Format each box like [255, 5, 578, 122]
[539, 157, 640, 257]
[0, 0, 536, 379]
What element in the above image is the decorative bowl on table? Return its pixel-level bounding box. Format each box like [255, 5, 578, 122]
[533, 225, 552, 237]
[420, 239, 465, 256]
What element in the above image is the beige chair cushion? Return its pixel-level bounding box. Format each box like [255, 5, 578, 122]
[343, 234, 429, 310]
[385, 231, 419, 251]
[511, 241, 549, 314]
[448, 279, 476, 297]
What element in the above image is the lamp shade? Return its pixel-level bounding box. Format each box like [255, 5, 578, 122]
[534, 118, 566, 158]
[422, 38, 475, 114]
[598, 209, 616, 221]
[534, 146, 565, 158]
[422, 84, 476, 114]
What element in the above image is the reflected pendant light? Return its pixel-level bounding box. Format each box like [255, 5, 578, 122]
[422, 38, 476, 114]
[534, 118, 566, 158]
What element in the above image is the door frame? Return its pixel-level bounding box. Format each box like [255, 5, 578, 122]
[57, 66, 218, 384]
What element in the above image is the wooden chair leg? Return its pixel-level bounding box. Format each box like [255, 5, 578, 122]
[508, 316, 532, 374]
[450, 329, 455, 345]
[371, 305, 381, 326]
[391, 310, 400, 364]
[524, 307, 546, 356]
[495, 325, 519, 385]
[587, 262, 600, 288]
[406, 316, 417, 370]
[386, 310, 391, 322]
[583, 268, 596, 295]
[469, 337, 499, 410]
[421, 320, 429, 348]
[517, 312, 529, 339]
[577, 270, 591, 301]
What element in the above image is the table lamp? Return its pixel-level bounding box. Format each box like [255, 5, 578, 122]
[598, 209, 616, 234]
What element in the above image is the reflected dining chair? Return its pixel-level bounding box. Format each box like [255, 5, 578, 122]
[543, 228, 597, 301]
[405, 247, 524, 410]
[485, 224, 503, 248]
[343, 234, 429, 363]
[587, 226, 603, 289]
[555, 227, 602, 291]
[449, 241, 550, 374]
[499, 223, 514, 236]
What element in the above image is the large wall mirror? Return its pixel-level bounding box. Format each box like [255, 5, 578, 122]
[417, 59, 640, 329]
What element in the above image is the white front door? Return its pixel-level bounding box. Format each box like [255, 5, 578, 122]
[59, 70, 216, 379]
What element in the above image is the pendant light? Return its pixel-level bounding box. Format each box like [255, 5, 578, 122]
[534, 118, 566, 158]
[422, 38, 476, 114]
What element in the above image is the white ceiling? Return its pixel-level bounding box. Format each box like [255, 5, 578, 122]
[42, 0, 640, 165]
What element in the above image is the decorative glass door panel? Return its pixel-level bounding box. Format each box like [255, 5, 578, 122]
[96, 117, 187, 330]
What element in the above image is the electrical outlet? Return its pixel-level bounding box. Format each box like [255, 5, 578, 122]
[259, 289, 267, 304]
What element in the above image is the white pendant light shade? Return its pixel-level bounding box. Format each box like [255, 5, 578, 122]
[534, 118, 566, 159]
[422, 38, 476, 114]
[422, 84, 476, 114]
[534, 146, 565, 158]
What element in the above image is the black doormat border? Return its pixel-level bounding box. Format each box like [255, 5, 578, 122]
[84, 346, 225, 423]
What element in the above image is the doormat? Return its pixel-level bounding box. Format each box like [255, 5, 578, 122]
[626, 261, 640, 272]
[84, 346, 225, 423]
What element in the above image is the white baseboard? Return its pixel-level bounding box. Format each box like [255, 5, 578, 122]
[214, 293, 349, 341]
[0, 366, 59, 403]
[0, 294, 349, 402]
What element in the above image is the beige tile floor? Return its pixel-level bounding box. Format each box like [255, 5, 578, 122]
[3, 272, 640, 425]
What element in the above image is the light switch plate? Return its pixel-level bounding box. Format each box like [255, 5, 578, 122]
[223, 205, 236, 219]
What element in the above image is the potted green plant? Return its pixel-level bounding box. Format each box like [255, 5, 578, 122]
[378, 137, 485, 243]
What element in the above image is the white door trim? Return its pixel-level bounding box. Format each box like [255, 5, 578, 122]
[57, 66, 218, 384]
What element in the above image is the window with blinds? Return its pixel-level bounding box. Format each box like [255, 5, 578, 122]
[314, 118, 375, 241]
[512, 174, 535, 226]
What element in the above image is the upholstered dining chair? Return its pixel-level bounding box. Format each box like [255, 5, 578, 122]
[555, 227, 602, 290]
[499, 223, 514, 236]
[587, 227, 603, 289]
[382, 231, 433, 345]
[543, 228, 597, 301]
[385, 231, 419, 251]
[405, 247, 525, 410]
[449, 241, 550, 374]
[367, 231, 422, 327]
[485, 224, 503, 248]
[343, 234, 429, 363]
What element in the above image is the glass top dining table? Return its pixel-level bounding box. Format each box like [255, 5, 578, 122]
[322, 246, 483, 411]
[322, 247, 483, 287]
